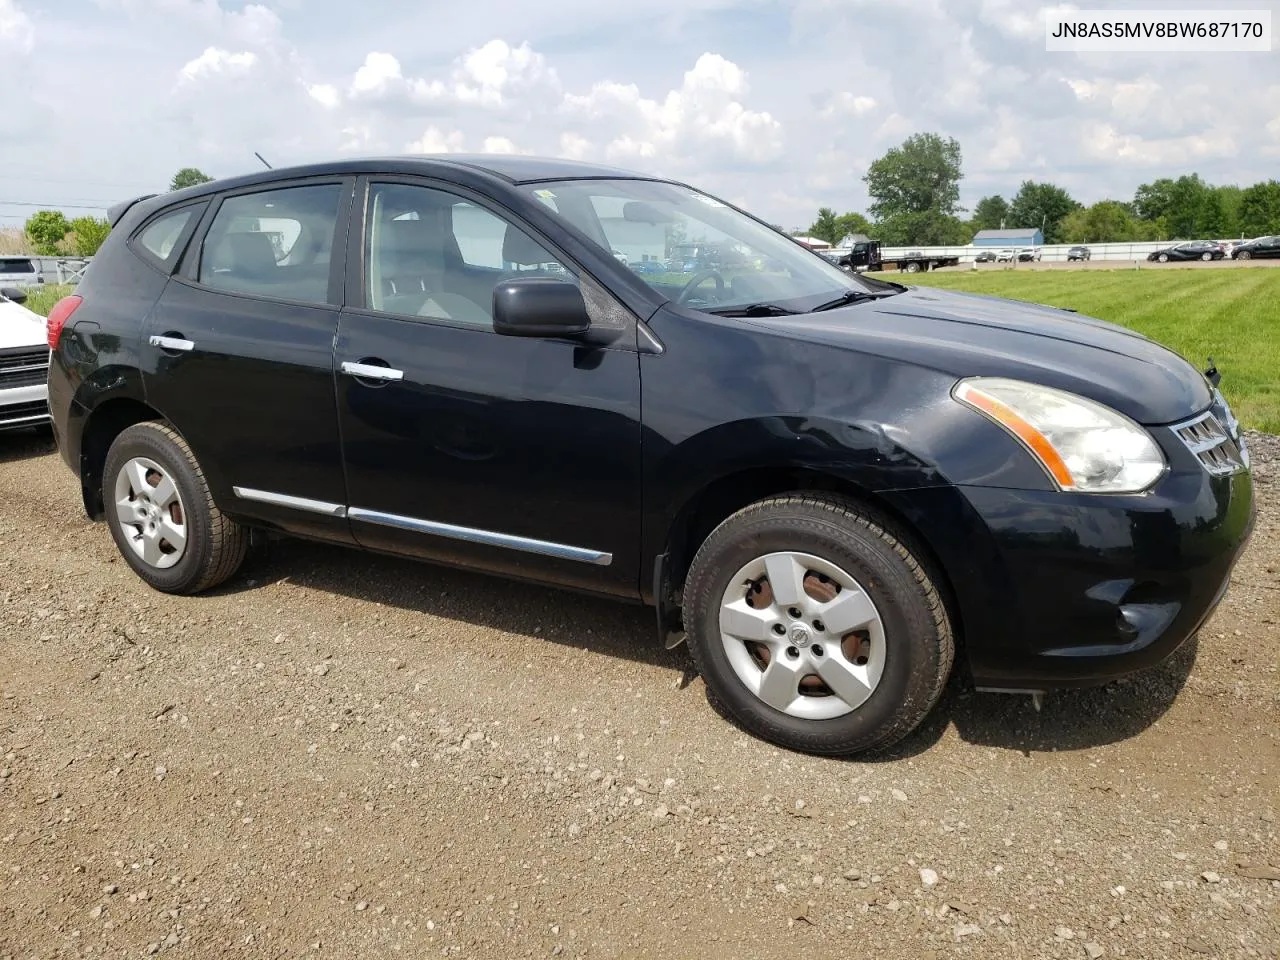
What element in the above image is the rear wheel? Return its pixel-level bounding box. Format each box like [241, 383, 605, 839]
[103, 422, 249, 594]
[682, 494, 954, 756]
[1201, 252, 1212, 261]
[904, 261, 921, 273]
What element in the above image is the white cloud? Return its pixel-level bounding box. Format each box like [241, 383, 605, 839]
[0, 0, 33, 52]
[1083, 123, 1238, 166]
[406, 126, 465, 153]
[559, 132, 591, 160]
[306, 83, 339, 109]
[562, 53, 783, 166]
[482, 136, 518, 154]
[821, 92, 877, 118]
[977, 0, 1078, 40]
[178, 47, 258, 82]
[350, 51, 404, 97]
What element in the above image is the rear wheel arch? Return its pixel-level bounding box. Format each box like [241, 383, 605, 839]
[78, 397, 167, 519]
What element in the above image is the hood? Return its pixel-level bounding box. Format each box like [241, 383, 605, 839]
[754, 286, 1212, 425]
[0, 297, 48, 351]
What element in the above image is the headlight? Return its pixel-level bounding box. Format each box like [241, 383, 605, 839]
[953, 377, 1166, 493]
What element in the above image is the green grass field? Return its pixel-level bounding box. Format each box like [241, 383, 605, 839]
[18, 270, 1277, 432]
[21, 283, 74, 318]
[900, 268, 1279, 433]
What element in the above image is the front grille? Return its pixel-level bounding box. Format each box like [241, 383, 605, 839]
[0, 347, 49, 389]
[0, 399, 50, 426]
[1173, 394, 1247, 477]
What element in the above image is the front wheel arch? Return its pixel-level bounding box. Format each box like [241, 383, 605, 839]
[659, 467, 964, 654]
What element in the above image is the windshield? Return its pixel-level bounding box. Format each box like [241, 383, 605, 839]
[521, 179, 876, 313]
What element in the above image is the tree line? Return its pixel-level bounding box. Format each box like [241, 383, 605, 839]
[17, 168, 214, 257]
[802, 133, 1280, 247]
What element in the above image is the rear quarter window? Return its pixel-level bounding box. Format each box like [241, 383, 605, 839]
[131, 203, 207, 270]
[0, 258, 36, 273]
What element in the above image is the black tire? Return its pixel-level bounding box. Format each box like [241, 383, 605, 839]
[102, 421, 249, 594]
[1158, 253, 1169, 262]
[904, 261, 922, 273]
[682, 494, 954, 756]
[1237, 250, 1251, 260]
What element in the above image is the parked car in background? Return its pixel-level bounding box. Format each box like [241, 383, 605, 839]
[46, 154, 1255, 757]
[1067, 246, 1091, 261]
[1147, 241, 1226, 262]
[995, 248, 1017, 262]
[1016, 248, 1041, 262]
[629, 258, 668, 275]
[1231, 236, 1280, 260]
[0, 256, 42, 289]
[974, 250, 998, 263]
[0, 286, 52, 432]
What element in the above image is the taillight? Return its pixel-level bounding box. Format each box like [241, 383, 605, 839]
[47, 295, 83, 350]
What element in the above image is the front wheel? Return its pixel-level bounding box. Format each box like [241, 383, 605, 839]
[103, 421, 249, 594]
[1236, 250, 1251, 260]
[1201, 252, 1212, 261]
[682, 495, 954, 756]
[1158, 253, 1169, 262]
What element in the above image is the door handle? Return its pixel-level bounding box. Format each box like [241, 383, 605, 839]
[341, 360, 404, 382]
[149, 335, 195, 352]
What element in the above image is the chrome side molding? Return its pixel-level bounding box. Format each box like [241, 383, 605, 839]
[232, 486, 348, 517]
[347, 506, 612, 566]
[229, 488, 611, 565]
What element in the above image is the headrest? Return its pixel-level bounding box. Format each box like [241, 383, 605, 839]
[225, 232, 278, 275]
[502, 225, 551, 266]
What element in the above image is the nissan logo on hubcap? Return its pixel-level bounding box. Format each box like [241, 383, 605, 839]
[789, 623, 811, 647]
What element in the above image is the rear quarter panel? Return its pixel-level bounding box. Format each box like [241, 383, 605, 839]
[48, 231, 171, 478]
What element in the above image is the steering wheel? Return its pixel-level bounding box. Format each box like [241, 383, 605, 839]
[676, 268, 725, 305]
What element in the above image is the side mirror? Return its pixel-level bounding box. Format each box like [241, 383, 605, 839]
[0, 286, 27, 304]
[493, 277, 591, 338]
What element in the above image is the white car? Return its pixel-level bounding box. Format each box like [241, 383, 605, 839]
[0, 288, 51, 431]
[0, 256, 42, 289]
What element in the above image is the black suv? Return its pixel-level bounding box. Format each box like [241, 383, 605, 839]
[46, 156, 1255, 756]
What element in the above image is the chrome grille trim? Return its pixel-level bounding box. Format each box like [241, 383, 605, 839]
[1172, 408, 1245, 477]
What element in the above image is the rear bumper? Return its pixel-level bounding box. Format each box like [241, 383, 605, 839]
[0, 383, 50, 431]
[884, 462, 1255, 692]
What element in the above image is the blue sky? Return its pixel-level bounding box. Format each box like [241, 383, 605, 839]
[2, 0, 1278, 231]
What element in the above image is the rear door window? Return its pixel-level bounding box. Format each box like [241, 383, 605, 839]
[197, 184, 343, 305]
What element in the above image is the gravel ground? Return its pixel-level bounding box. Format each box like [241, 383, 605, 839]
[0, 431, 1276, 959]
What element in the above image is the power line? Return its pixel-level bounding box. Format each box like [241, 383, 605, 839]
[0, 173, 159, 190]
[0, 200, 111, 210]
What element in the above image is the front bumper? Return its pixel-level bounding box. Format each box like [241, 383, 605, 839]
[884, 435, 1256, 691]
[0, 383, 50, 431]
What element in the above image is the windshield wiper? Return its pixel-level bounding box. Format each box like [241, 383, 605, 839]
[809, 289, 887, 312]
[708, 303, 801, 317]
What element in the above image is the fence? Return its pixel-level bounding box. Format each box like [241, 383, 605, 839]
[26, 256, 92, 286]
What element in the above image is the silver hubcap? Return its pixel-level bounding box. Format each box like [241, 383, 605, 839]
[113, 456, 188, 569]
[718, 552, 886, 720]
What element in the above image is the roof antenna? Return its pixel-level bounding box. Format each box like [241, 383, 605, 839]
[254, 152, 273, 170]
